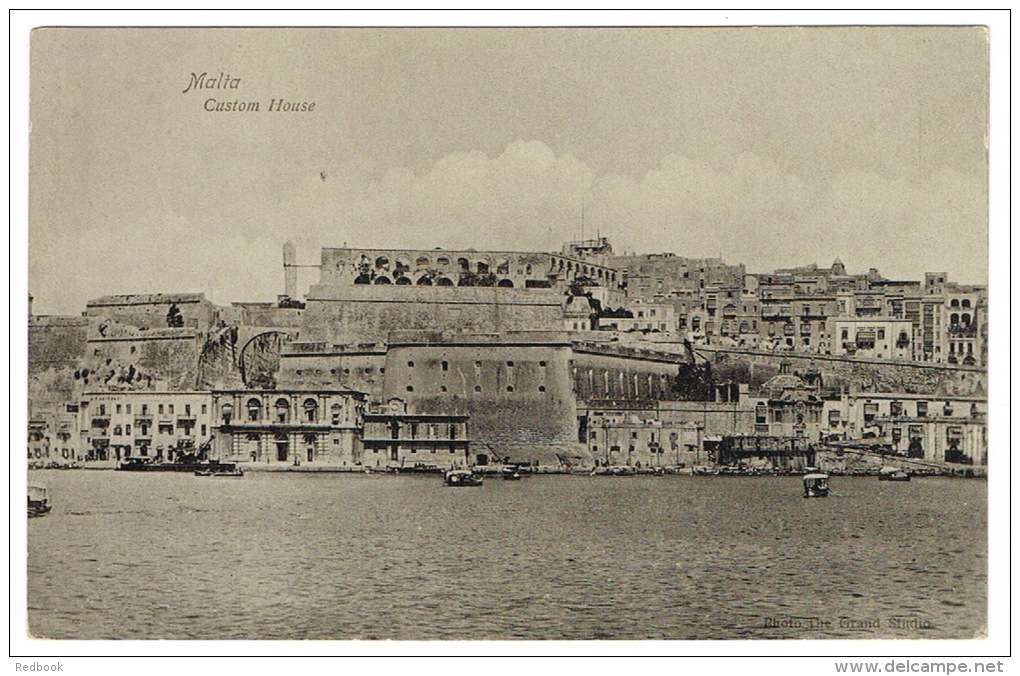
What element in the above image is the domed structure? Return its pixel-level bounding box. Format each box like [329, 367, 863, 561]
[760, 373, 807, 399]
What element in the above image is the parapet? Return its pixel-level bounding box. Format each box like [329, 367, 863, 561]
[386, 329, 573, 347]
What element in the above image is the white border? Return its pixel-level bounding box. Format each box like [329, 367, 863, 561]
[8, 9, 1011, 669]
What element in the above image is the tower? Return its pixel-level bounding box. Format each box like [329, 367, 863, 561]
[283, 241, 297, 299]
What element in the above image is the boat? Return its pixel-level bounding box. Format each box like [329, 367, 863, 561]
[592, 465, 638, 476]
[390, 462, 444, 474]
[28, 485, 51, 517]
[118, 458, 239, 473]
[502, 466, 522, 480]
[803, 473, 830, 498]
[878, 466, 911, 482]
[195, 467, 244, 477]
[444, 469, 483, 486]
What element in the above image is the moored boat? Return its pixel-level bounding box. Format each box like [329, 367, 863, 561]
[195, 467, 244, 477]
[118, 458, 239, 473]
[390, 462, 444, 474]
[879, 466, 911, 482]
[502, 466, 522, 480]
[445, 469, 483, 486]
[592, 465, 638, 476]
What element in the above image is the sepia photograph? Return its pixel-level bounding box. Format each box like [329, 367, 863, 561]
[14, 11, 1007, 664]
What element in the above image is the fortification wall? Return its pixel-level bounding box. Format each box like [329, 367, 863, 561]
[381, 338, 577, 447]
[29, 316, 88, 375]
[301, 285, 564, 344]
[85, 331, 201, 390]
[86, 293, 218, 332]
[695, 346, 986, 397]
[28, 316, 89, 414]
[278, 347, 388, 399]
[226, 303, 305, 328]
[570, 344, 683, 401]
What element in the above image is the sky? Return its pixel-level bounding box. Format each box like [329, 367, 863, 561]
[27, 26, 990, 315]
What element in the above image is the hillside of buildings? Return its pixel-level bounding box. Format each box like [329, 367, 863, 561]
[27, 238, 987, 473]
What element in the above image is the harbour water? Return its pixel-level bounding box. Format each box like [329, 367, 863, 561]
[27, 471, 986, 640]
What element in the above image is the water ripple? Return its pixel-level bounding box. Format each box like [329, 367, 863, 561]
[27, 472, 986, 640]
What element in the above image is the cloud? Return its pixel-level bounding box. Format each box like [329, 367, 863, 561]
[29, 140, 987, 315]
[320, 141, 984, 283]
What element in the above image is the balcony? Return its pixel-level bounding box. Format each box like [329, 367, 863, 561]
[948, 325, 977, 337]
[362, 436, 471, 445]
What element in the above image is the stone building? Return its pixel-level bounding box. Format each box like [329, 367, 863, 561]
[28, 405, 79, 468]
[746, 370, 826, 439]
[380, 330, 582, 463]
[211, 388, 366, 466]
[361, 398, 470, 469]
[828, 317, 915, 361]
[584, 411, 700, 468]
[78, 390, 215, 463]
[596, 299, 676, 334]
[822, 392, 987, 465]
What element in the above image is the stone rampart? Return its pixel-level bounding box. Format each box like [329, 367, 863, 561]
[693, 345, 986, 397]
[301, 284, 565, 344]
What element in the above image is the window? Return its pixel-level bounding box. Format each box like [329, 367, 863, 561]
[158, 404, 164, 414]
[126, 424, 131, 435]
[406, 386, 414, 392]
[116, 404, 122, 414]
[407, 361, 414, 368]
[99, 404, 106, 415]
[185, 404, 191, 415]
[539, 361, 547, 367]
[916, 401, 928, 417]
[169, 404, 174, 414]
[201, 425, 206, 436]
[275, 398, 290, 423]
[863, 403, 879, 423]
[303, 398, 318, 423]
[201, 404, 207, 414]
[441, 361, 449, 371]
[474, 385, 482, 393]
[538, 386, 546, 392]
[126, 404, 132, 414]
[506, 386, 514, 392]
